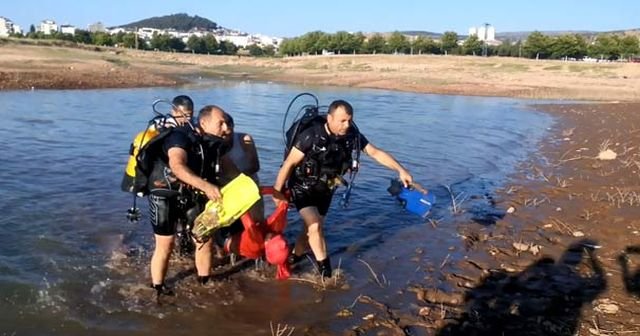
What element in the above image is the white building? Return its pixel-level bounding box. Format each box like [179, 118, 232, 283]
[216, 34, 251, 47]
[0, 16, 15, 37]
[88, 22, 105, 33]
[251, 34, 282, 47]
[468, 24, 496, 41]
[60, 24, 76, 35]
[107, 27, 128, 35]
[13, 24, 22, 35]
[136, 27, 163, 40]
[38, 19, 58, 35]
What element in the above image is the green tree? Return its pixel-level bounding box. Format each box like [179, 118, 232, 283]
[497, 40, 513, 57]
[279, 38, 300, 55]
[462, 35, 483, 55]
[93, 32, 113, 46]
[187, 35, 207, 53]
[511, 41, 523, 57]
[150, 32, 171, 50]
[523, 31, 552, 59]
[300, 31, 325, 54]
[588, 34, 619, 60]
[218, 40, 238, 55]
[387, 31, 410, 54]
[74, 30, 92, 44]
[332, 31, 359, 54]
[441, 31, 459, 55]
[318, 33, 334, 53]
[352, 32, 366, 54]
[247, 44, 264, 56]
[549, 34, 587, 59]
[619, 35, 640, 58]
[203, 35, 218, 54]
[263, 45, 276, 57]
[412, 36, 439, 54]
[113, 31, 126, 45]
[168, 37, 185, 51]
[122, 33, 143, 49]
[29, 24, 36, 34]
[363, 34, 386, 54]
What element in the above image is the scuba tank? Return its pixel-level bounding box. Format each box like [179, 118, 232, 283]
[282, 93, 361, 208]
[121, 126, 160, 194]
[388, 179, 435, 218]
[121, 99, 194, 222]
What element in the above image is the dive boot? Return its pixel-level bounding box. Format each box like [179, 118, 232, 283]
[317, 257, 332, 278]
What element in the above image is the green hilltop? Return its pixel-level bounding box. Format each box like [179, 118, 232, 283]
[118, 13, 219, 31]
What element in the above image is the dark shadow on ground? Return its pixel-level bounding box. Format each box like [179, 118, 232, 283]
[619, 245, 640, 297]
[437, 239, 606, 336]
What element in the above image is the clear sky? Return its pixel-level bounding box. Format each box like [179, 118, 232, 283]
[3, 1, 638, 37]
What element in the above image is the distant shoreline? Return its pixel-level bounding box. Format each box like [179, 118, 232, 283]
[1, 41, 639, 101]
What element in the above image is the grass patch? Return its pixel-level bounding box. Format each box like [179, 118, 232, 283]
[103, 57, 129, 67]
[494, 63, 529, 72]
[337, 61, 372, 72]
[301, 61, 328, 70]
[468, 62, 496, 67]
[156, 60, 188, 66]
[543, 65, 563, 71]
[568, 64, 587, 73]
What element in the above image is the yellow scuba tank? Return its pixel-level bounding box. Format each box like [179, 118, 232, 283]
[121, 127, 160, 193]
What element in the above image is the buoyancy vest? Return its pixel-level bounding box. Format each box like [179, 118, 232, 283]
[293, 123, 360, 187]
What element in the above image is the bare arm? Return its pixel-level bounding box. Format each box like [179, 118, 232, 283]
[273, 147, 305, 192]
[240, 133, 260, 175]
[363, 143, 413, 187]
[168, 147, 221, 200]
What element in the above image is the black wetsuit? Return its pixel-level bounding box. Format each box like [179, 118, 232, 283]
[148, 126, 228, 236]
[288, 123, 368, 216]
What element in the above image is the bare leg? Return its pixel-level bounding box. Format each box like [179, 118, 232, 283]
[151, 234, 175, 285]
[298, 207, 326, 261]
[194, 238, 212, 277]
[294, 224, 309, 256]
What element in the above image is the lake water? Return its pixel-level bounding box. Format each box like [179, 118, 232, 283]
[0, 81, 554, 335]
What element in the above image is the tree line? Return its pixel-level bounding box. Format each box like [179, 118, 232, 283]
[10, 27, 274, 56]
[9, 27, 640, 60]
[279, 30, 640, 60]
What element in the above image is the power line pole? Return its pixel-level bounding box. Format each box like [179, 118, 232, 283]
[482, 22, 489, 57]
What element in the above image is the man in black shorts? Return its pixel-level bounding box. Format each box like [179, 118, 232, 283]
[272, 99, 413, 278]
[147, 105, 233, 295]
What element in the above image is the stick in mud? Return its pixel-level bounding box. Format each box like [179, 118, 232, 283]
[358, 258, 386, 287]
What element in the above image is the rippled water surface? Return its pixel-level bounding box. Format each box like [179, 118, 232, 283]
[0, 81, 554, 335]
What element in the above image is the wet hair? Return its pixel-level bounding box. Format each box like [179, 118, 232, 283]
[172, 95, 194, 113]
[328, 100, 353, 116]
[223, 112, 235, 128]
[198, 105, 225, 125]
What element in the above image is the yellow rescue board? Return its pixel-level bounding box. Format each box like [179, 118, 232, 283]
[193, 173, 261, 239]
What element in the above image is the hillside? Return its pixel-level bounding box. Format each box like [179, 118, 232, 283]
[118, 13, 219, 31]
[400, 31, 443, 39]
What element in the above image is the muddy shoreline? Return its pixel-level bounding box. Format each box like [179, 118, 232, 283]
[341, 102, 640, 335]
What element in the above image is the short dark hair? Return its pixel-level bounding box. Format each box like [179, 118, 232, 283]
[172, 95, 194, 112]
[223, 112, 235, 128]
[328, 100, 353, 116]
[198, 105, 224, 125]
